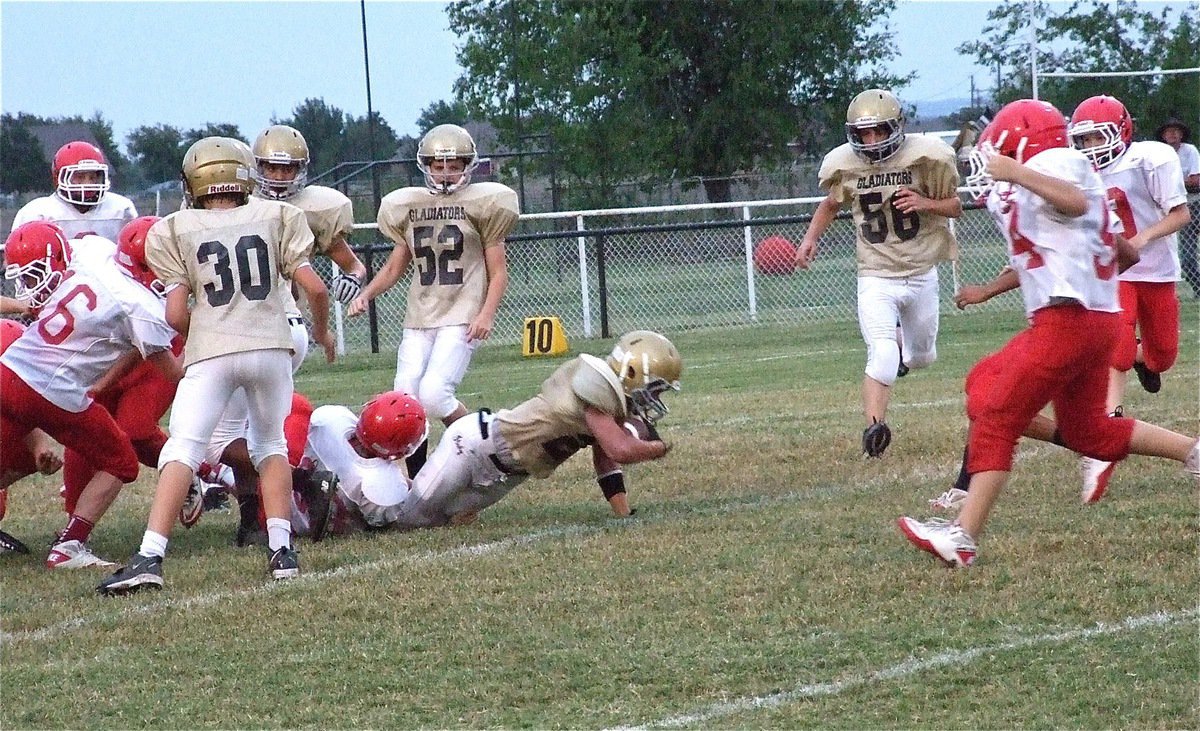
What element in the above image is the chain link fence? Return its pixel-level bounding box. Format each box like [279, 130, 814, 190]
[1, 190, 1018, 356]
[335, 193, 1016, 355]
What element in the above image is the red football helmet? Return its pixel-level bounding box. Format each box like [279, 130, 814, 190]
[53, 141, 110, 206]
[116, 216, 165, 296]
[1068, 95, 1133, 169]
[355, 391, 429, 460]
[0, 319, 25, 354]
[3, 221, 73, 307]
[965, 99, 1069, 198]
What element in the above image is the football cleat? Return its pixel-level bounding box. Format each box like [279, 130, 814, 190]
[897, 516, 977, 567]
[97, 553, 164, 596]
[928, 487, 968, 513]
[0, 528, 31, 554]
[1185, 440, 1200, 479]
[269, 546, 300, 580]
[1131, 361, 1161, 394]
[46, 539, 115, 569]
[297, 469, 338, 543]
[179, 476, 205, 528]
[1080, 456, 1117, 504]
[862, 419, 892, 458]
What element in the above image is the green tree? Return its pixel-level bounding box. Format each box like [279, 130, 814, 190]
[448, 0, 907, 205]
[343, 111, 401, 163]
[127, 124, 186, 186]
[417, 100, 472, 133]
[0, 113, 50, 194]
[958, 0, 1198, 135]
[182, 123, 247, 149]
[279, 98, 349, 176]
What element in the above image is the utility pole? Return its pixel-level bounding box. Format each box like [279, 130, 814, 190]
[970, 75, 977, 109]
[360, 0, 381, 215]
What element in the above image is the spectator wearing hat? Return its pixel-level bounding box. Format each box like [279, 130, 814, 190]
[1157, 118, 1200, 297]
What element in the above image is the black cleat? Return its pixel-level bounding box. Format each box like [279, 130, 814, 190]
[202, 486, 230, 512]
[97, 553, 164, 596]
[862, 419, 892, 458]
[1131, 361, 1161, 394]
[0, 528, 30, 554]
[897, 362, 910, 378]
[305, 470, 337, 543]
[269, 546, 300, 580]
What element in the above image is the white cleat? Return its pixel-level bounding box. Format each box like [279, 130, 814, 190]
[1080, 456, 1116, 504]
[897, 516, 977, 567]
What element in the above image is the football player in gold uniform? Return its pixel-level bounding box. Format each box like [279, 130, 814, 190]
[349, 124, 519, 474]
[252, 124, 368, 304]
[796, 89, 962, 457]
[401, 330, 679, 528]
[99, 137, 335, 595]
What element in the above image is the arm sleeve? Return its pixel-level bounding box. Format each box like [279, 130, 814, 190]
[924, 144, 961, 200]
[144, 219, 190, 289]
[476, 188, 520, 246]
[279, 204, 317, 279]
[377, 198, 412, 247]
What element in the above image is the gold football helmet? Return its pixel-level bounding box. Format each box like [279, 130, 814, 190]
[845, 89, 905, 162]
[417, 124, 479, 194]
[181, 136, 255, 208]
[606, 330, 682, 423]
[252, 125, 309, 200]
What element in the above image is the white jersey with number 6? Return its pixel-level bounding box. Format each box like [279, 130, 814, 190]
[0, 255, 174, 412]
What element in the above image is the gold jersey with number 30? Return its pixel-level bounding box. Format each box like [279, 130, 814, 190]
[377, 181, 519, 328]
[819, 134, 960, 278]
[145, 197, 314, 367]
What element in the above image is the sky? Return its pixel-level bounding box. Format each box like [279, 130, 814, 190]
[0, 1, 1188, 150]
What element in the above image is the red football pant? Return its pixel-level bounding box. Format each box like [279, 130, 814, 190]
[0, 365, 139, 486]
[1111, 280, 1179, 373]
[965, 305, 1135, 474]
[61, 359, 177, 513]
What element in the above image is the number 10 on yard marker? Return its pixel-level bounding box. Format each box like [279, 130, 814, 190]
[522, 316, 569, 357]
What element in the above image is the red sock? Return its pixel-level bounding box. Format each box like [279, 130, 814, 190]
[60, 515, 95, 544]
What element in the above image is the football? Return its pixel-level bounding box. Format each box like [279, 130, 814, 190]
[753, 235, 797, 275]
[623, 416, 653, 441]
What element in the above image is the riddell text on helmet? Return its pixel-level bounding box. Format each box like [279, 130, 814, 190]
[206, 183, 245, 194]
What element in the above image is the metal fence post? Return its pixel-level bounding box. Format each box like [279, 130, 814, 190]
[577, 214, 592, 338]
[743, 205, 758, 321]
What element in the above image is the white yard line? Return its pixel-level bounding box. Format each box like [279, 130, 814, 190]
[0, 490, 855, 647]
[610, 607, 1199, 730]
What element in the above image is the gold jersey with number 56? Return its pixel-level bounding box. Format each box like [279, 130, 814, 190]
[819, 134, 960, 278]
[376, 182, 519, 328]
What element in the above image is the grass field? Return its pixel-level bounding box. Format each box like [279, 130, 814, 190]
[2, 305, 1198, 729]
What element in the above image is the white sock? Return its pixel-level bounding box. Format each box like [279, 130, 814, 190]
[138, 530, 169, 558]
[266, 518, 292, 551]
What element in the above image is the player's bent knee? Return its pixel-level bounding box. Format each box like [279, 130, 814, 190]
[158, 437, 208, 472]
[418, 382, 459, 421]
[865, 339, 901, 386]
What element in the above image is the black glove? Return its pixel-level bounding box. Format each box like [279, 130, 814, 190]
[329, 273, 363, 305]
